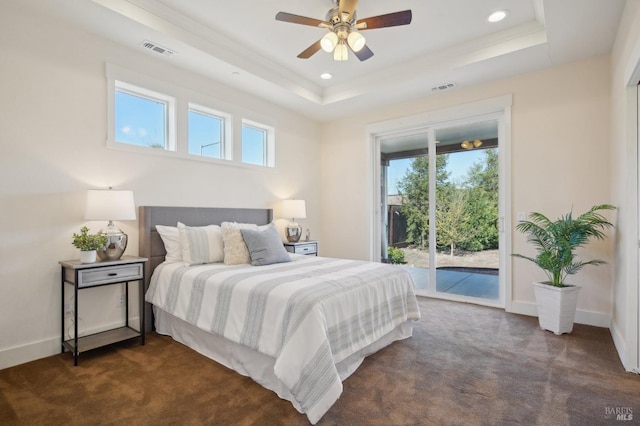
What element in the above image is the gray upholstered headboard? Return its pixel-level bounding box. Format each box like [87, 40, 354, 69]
[138, 206, 273, 332]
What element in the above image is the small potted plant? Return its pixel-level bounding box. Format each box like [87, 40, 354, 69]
[72, 226, 108, 263]
[512, 204, 615, 335]
[388, 246, 407, 264]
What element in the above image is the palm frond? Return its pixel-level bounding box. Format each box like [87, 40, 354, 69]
[512, 204, 615, 286]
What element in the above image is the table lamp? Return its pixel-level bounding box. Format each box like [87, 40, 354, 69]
[85, 188, 136, 260]
[281, 199, 306, 243]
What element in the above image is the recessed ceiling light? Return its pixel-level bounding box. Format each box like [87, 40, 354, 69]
[320, 73, 332, 80]
[487, 10, 509, 23]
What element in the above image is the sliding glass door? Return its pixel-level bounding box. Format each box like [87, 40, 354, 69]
[433, 122, 499, 300]
[380, 119, 502, 306]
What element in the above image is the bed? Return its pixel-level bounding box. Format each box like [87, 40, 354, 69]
[139, 206, 420, 424]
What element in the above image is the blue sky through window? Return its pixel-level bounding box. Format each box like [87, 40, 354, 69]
[188, 110, 222, 158]
[114, 81, 273, 166]
[115, 90, 166, 148]
[387, 150, 485, 195]
[242, 125, 266, 166]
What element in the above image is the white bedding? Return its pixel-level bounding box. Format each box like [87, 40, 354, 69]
[146, 255, 420, 424]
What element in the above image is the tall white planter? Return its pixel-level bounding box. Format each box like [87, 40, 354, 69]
[532, 282, 581, 335]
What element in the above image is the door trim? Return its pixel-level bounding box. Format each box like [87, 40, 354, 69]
[368, 95, 512, 309]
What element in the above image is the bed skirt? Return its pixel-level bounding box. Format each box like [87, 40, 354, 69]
[153, 306, 414, 419]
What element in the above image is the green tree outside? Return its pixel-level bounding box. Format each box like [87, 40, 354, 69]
[436, 187, 474, 256]
[397, 148, 499, 254]
[397, 155, 451, 249]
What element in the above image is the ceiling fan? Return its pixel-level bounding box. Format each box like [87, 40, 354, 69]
[275, 0, 412, 62]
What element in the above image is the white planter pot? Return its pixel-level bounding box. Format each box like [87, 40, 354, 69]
[79, 250, 97, 264]
[532, 282, 581, 335]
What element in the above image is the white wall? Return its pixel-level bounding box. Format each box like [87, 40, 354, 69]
[610, 0, 640, 372]
[0, 4, 321, 369]
[320, 55, 614, 322]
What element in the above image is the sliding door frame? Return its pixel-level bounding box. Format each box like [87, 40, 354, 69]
[369, 95, 512, 309]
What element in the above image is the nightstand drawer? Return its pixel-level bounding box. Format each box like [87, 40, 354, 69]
[284, 242, 318, 255]
[295, 243, 317, 255]
[76, 264, 143, 288]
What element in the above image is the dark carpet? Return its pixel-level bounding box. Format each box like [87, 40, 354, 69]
[1, 297, 638, 425]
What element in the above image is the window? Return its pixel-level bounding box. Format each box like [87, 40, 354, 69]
[114, 81, 175, 150]
[188, 104, 230, 160]
[107, 64, 277, 168]
[242, 120, 274, 167]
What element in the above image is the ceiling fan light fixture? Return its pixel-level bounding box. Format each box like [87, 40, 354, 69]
[334, 41, 348, 61]
[321, 31, 338, 52]
[276, 5, 412, 62]
[347, 31, 366, 52]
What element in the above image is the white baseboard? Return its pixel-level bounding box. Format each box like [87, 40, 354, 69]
[0, 337, 61, 371]
[610, 321, 629, 370]
[0, 317, 141, 371]
[610, 320, 640, 373]
[509, 300, 611, 328]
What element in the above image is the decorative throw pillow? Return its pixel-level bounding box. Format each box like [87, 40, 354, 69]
[221, 222, 271, 265]
[241, 225, 292, 266]
[177, 222, 224, 265]
[155, 225, 182, 263]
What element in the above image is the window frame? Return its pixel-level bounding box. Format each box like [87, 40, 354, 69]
[112, 80, 177, 152]
[188, 103, 232, 161]
[241, 119, 275, 168]
[106, 63, 276, 169]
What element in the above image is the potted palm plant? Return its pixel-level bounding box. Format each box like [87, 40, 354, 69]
[72, 226, 108, 263]
[512, 204, 615, 335]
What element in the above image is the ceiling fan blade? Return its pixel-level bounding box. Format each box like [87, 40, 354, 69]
[357, 10, 412, 30]
[275, 12, 329, 28]
[297, 40, 323, 59]
[339, 0, 358, 21]
[353, 44, 374, 61]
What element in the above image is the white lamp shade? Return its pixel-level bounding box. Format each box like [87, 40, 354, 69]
[333, 42, 348, 61]
[85, 189, 136, 221]
[281, 199, 306, 220]
[321, 32, 338, 52]
[347, 31, 365, 52]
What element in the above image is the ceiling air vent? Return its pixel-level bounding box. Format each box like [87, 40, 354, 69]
[431, 82, 456, 92]
[141, 40, 175, 57]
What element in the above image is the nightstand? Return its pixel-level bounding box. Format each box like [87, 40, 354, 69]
[284, 240, 318, 256]
[59, 255, 147, 366]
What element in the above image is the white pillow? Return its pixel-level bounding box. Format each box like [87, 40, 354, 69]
[221, 222, 271, 265]
[156, 225, 182, 263]
[177, 222, 224, 265]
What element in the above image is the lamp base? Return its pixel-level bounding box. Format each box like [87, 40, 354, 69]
[97, 221, 128, 261]
[285, 221, 302, 243]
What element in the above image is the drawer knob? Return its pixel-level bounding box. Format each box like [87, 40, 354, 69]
[108, 272, 118, 276]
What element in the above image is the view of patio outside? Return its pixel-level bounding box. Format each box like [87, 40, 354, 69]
[401, 247, 499, 269]
[386, 147, 499, 275]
